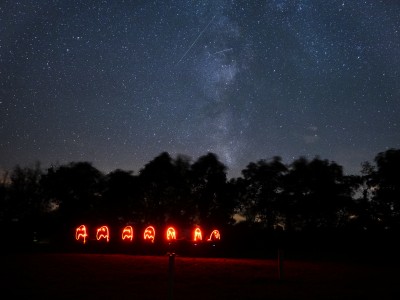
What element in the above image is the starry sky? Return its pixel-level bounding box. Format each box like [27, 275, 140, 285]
[1, 0, 399, 178]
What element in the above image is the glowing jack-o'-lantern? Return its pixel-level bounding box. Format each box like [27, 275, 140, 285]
[122, 226, 133, 241]
[207, 229, 221, 241]
[96, 225, 109, 242]
[144, 226, 155, 243]
[166, 227, 176, 241]
[76, 225, 88, 244]
[193, 227, 202, 242]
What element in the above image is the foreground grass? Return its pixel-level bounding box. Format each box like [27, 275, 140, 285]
[1, 253, 398, 300]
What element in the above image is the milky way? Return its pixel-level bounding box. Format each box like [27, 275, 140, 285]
[1, 0, 399, 177]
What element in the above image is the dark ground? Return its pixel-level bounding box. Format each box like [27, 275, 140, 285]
[1, 252, 399, 300]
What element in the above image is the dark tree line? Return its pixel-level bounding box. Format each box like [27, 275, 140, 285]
[1, 149, 400, 245]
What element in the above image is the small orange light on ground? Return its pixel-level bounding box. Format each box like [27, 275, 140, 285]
[144, 226, 155, 243]
[122, 226, 133, 241]
[194, 227, 202, 242]
[207, 229, 221, 241]
[76, 225, 88, 244]
[96, 225, 109, 242]
[166, 227, 177, 240]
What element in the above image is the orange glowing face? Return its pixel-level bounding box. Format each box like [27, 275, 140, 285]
[76, 225, 88, 244]
[143, 226, 155, 242]
[122, 226, 133, 241]
[96, 225, 109, 242]
[193, 227, 202, 241]
[207, 229, 221, 241]
[166, 227, 176, 240]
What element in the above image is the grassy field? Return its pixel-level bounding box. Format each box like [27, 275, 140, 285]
[1, 253, 399, 300]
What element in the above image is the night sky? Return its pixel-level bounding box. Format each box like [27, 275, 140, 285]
[1, 0, 399, 178]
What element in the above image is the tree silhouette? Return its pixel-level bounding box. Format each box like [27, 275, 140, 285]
[2, 148, 400, 252]
[7, 163, 43, 223]
[283, 157, 351, 232]
[41, 162, 104, 229]
[169, 154, 193, 227]
[0, 163, 44, 245]
[342, 163, 377, 232]
[239, 156, 287, 229]
[365, 149, 400, 231]
[0, 171, 8, 223]
[190, 153, 233, 227]
[102, 169, 140, 224]
[138, 152, 192, 227]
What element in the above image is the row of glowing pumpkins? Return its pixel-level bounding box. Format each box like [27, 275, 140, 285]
[75, 225, 221, 244]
